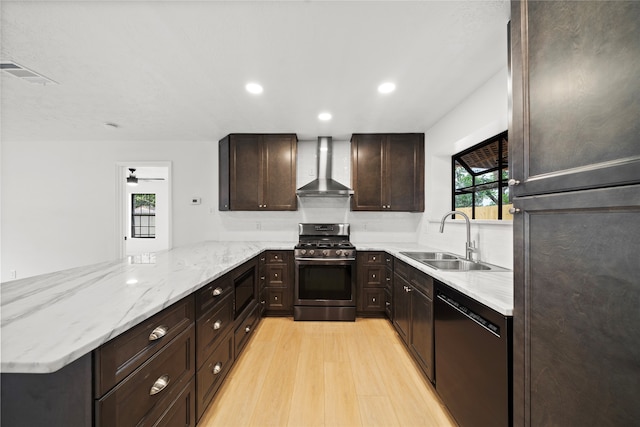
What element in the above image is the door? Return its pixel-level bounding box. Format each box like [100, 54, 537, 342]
[117, 162, 172, 259]
[392, 273, 410, 345]
[513, 185, 640, 426]
[230, 134, 262, 210]
[386, 134, 424, 212]
[262, 134, 297, 211]
[351, 134, 385, 210]
[509, 0, 640, 198]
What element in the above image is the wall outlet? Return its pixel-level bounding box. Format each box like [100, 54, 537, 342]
[10, 270, 17, 280]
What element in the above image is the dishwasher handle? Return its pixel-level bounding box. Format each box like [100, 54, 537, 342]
[437, 292, 501, 337]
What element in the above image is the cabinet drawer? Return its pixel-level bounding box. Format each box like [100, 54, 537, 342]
[148, 379, 196, 427]
[195, 273, 233, 318]
[364, 266, 387, 287]
[266, 288, 287, 310]
[96, 325, 195, 427]
[384, 289, 393, 319]
[395, 259, 409, 280]
[94, 296, 194, 397]
[234, 303, 260, 357]
[409, 269, 433, 299]
[196, 332, 234, 420]
[385, 253, 394, 269]
[266, 251, 290, 264]
[362, 288, 386, 312]
[266, 264, 289, 287]
[196, 294, 233, 368]
[358, 251, 385, 265]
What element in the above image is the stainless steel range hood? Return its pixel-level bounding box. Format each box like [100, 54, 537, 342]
[297, 136, 353, 197]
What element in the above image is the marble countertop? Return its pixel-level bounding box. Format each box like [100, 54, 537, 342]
[354, 242, 513, 317]
[1, 240, 512, 374]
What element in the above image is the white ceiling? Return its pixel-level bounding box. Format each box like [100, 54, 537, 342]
[0, 1, 510, 143]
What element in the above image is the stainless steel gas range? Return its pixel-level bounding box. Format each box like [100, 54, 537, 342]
[293, 223, 356, 321]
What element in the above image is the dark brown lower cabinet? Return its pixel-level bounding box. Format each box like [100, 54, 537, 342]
[196, 332, 234, 420]
[96, 325, 196, 426]
[392, 260, 434, 382]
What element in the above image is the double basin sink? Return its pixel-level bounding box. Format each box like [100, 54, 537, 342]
[399, 252, 509, 272]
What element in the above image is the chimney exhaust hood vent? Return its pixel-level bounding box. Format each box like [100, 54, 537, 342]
[296, 136, 353, 197]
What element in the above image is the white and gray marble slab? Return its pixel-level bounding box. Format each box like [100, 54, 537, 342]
[0, 241, 293, 374]
[1, 239, 512, 375]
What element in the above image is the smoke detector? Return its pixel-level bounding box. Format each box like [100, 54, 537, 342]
[0, 61, 58, 85]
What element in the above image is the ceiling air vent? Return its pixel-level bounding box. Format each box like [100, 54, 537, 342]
[0, 61, 58, 85]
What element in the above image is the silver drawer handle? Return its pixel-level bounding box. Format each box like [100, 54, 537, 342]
[148, 325, 168, 341]
[212, 287, 223, 297]
[509, 207, 521, 214]
[149, 374, 170, 395]
[212, 362, 222, 375]
[212, 320, 222, 330]
[245, 326, 251, 333]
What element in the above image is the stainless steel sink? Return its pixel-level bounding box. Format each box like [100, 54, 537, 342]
[399, 251, 459, 261]
[400, 252, 509, 272]
[422, 259, 492, 271]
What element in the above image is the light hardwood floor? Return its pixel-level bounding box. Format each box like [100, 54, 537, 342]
[198, 317, 457, 427]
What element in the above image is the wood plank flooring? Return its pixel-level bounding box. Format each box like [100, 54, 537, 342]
[198, 317, 457, 427]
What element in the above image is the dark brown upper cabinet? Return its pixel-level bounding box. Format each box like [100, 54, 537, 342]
[509, 1, 640, 198]
[219, 134, 298, 211]
[350, 133, 425, 212]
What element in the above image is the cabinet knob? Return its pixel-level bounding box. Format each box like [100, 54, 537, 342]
[508, 179, 520, 186]
[245, 326, 251, 333]
[385, 302, 391, 307]
[212, 362, 222, 375]
[509, 207, 522, 214]
[372, 274, 376, 278]
[274, 296, 278, 301]
[274, 273, 278, 278]
[274, 255, 278, 259]
[149, 375, 170, 395]
[212, 320, 222, 330]
[148, 325, 168, 341]
[212, 287, 223, 297]
[372, 297, 376, 302]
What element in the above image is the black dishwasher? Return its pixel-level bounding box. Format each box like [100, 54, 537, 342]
[434, 281, 512, 427]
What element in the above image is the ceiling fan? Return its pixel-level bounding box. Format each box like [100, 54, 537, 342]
[126, 168, 165, 186]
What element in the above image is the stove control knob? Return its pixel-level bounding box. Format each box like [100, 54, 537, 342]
[309, 249, 315, 255]
[300, 249, 306, 255]
[336, 250, 342, 256]
[343, 251, 351, 257]
[322, 250, 330, 257]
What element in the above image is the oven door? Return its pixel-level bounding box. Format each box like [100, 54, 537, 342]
[294, 258, 356, 307]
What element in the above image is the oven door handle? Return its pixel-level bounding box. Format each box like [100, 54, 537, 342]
[295, 257, 356, 263]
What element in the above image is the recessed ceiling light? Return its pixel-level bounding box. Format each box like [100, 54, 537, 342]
[378, 82, 396, 94]
[245, 82, 263, 94]
[318, 112, 332, 121]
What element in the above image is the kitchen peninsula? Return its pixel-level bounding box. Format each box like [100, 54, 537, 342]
[1, 240, 512, 426]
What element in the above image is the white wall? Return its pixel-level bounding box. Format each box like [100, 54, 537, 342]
[1, 140, 216, 281]
[419, 66, 513, 268]
[1, 67, 511, 281]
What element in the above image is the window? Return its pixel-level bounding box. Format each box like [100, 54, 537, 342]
[452, 131, 512, 220]
[132, 194, 156, 238]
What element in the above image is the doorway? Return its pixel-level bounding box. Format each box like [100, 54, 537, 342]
[116, 162, 172, 259]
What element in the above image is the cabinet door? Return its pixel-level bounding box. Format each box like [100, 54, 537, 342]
[386, 134, 424, 212]
[230, 134, 262, 210]
[263, 134, 297, 210]
[409, 288, 433, 381]
[513, 185, 640, 426]
[510, 1, 640, 197]
[351, 134, 385, 210]
[392, 273, 411, 345]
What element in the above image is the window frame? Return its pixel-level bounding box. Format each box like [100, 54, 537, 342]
[451, 130, 509, 220]
[131, 193, 156, 238]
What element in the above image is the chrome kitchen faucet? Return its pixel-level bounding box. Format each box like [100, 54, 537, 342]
[439, 211, 478, 261]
